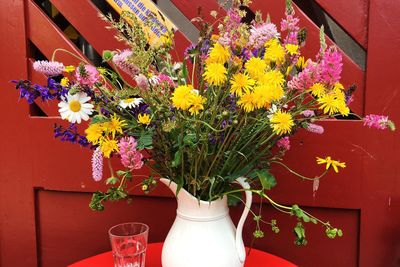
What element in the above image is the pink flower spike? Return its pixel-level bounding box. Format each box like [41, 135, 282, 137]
[249, 23, 280, 49]
[33, 60, 64, 76]
[112, 50, 140, 77]
[118, 137, 144, 171]
[363, 114, 395, 130]
[301, 110, 315, 117]
[277, 136, 291, 151]
[91, 147, 103, 182]
[75, 65, 100, 87]
[135, 74, 149, 90]
[305, 123, 324, 134]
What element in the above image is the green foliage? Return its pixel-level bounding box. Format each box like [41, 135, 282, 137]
[294, 222, 307, 246]
[256, 169, 276, 190]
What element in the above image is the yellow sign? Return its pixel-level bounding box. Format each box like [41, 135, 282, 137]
[106, 0, 177, 45]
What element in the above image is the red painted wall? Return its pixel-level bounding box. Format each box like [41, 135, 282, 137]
[0, 1, 399, 266]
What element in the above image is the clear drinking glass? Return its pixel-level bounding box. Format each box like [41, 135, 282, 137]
[109, 222, 149, 267]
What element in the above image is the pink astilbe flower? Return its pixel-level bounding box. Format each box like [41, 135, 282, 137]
[91, 147, 103, 182]
[158, 74, 175, 88]
[249, 23, 280, 49]
[112, 50, 140, 77]
[318, 46, 343, 85]
[363, 114, 391, 130]
[135, 74, 149, 90]
[288, 60, 321, 90]
[277, 136, 291, 151]
[301, 110, 315, 117]
[118, 137, 144, 170]
[33, 60, 65, 76]
[305, 123, 324, 134]
[75, 65, 100, 87]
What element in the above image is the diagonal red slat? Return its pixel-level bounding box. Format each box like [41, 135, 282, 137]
[314, 0, 368, 49]
[27, 0, 87, 66]
[250, 0, 365, 115]
[49, 0, 126, 54]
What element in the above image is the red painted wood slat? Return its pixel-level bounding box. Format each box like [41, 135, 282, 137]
[27, 0, 86, 66]
[49, 0, 126, 54]
[314, 0, 368, 49]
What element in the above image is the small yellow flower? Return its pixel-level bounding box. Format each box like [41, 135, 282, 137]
[237, 91, 256, 112]
[230, 73, 255, 96]
[103, 114, 127, 138]
[211, 34, 220, 42]
[316, 156, 346, 173]
[203, 63, 227, 86]
[245, 57, 267, 80]
[285, 44, 299, 55]
[296, 56, 307, 70]
[206, 43, 231, 64]
[141, 184, 149, 191]
[100, 138, 119, 158]
[60, 77, 69, 87]
[85, 123, 104, 145]
[188, 94, 206, 115]
[264, 39, 285, 65]
[258, 70, 285, 89]
[160, 33, 173, 46]
[309, 83, 326, 98]
[171, 85, 193, 110]
[64, 65, 76, 73]
[270, 110, 294, 135]
[97, 67, 107, 75]
[318, 93, 340, 115]
[138, 113, 151, 125]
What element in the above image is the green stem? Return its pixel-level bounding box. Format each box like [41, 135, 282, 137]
[271, 160, 329, 181]
[51, 48, 88, 63]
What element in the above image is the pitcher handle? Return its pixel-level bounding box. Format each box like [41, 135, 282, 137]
[235, 177, 252, 263]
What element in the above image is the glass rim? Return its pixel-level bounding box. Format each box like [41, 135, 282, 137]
[108, 222, 149, 238]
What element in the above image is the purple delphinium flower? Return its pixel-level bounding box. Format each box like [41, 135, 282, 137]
[54, 123, 90, 147]
[91, 147, 103, 182]
[305, 123, 324, 134]
[277, 136, 291, 151]
[249, 23, 280, 49]
[363, 114, 393, 130]
[112, 49, 140, 77]
[33, 60, 64, 76]
[12, 78, 66, 104]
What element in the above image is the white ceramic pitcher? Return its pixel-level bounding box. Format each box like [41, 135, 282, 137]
[160, 177, 252, 267]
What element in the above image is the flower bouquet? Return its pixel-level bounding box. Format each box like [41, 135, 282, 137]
[13, 0, 394, 265]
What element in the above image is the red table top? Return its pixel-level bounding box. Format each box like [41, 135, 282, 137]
[68, 242, 297, 267]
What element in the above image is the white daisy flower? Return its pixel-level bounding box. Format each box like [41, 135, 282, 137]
[148, 75, 160, 86]
[119, 98, 143, 109]
[58, 92, 94, 124]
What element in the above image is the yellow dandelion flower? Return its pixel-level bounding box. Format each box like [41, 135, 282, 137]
[316, 156, 346, 173]
[333, 83, 346, 101]
[103, 114, 127, 138]
[60, 77, 69, 87]
[138, 113, 151, 125]
[206, 43, 231, 64]
[237, 92, 256, 112]
[245, 57, 267, 80]
[296, 56, 307, 70]
[309, 83, 326, 98]
[258, 70, 285, 88]
[64, 65, 76, 73]
[318, 93, 340, 115]
[85, 123, 104, 145]
[97, 67, 107, 75]
[285, 44, 299, 55]
[188, 94, 206, 115]
[337, 100, 350, 116]
[171, 85, 193, 110]
[270, 110, 294, 135]
[100, 138, 119, 158]
[203, 63, 227, 86]
[252, 85, 272, 109]
[230, 73, 255, 96]
[264, 39, 285, 65]
[270, 85, 285, 101]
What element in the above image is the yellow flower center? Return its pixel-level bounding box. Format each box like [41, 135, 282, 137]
[124, 98, 135, 104]
[69, 100, 81, 112]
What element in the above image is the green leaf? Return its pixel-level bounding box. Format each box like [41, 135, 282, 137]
[227, 191, 242, 206]
[171, 150, 181, 168]
[294, 222, 308, 246]
[106, 176, 118, 185]
[90, 115, 108, 125]
[337, 229, 343, 237]
[137, 132, 153, 150]
[116, 170, 126, 177]
[183, 133, 197, 148]
[226, 163, 254, 182]
[256, 170, 276, 190]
